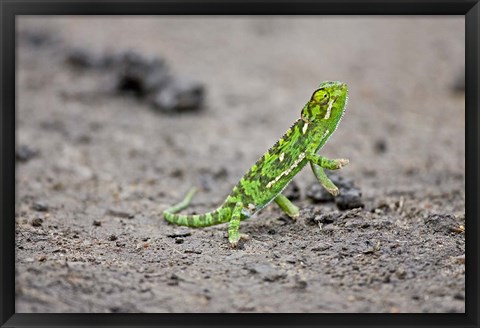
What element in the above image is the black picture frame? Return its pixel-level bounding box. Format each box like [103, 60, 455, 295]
[1, 1, 478, 327]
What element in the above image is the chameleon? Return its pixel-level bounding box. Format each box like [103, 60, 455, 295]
[164, 81, 349, 247]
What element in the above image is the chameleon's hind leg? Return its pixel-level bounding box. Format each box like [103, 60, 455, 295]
[164, 188, 197, 214]
[228, 202, 249, 247]
[274, 194, 299, 219]
[310, 162, 340, 196]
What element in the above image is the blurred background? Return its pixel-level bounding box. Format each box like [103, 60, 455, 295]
[16, 17, 465, 313]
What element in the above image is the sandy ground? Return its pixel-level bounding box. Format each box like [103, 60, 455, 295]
[15, 16, 465, 313]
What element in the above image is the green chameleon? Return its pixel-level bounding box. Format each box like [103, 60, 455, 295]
[164, 81, 349, 247]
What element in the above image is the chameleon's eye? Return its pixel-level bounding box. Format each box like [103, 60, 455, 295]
[311, 89, 330, 105]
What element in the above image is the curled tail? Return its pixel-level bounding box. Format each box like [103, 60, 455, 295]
[163, 188, 229, 227]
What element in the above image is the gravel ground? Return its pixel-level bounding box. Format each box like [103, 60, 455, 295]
[15, 16, 465, 313]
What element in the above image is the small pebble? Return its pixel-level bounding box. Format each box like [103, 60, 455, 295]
[106, 208, 135, 219]
[167, 230, 192, 238]
[16, 145, 38, 162]
[285, 255, 296, 264]
[453, 255, 465, 264]
[65, 48, 99, 69]
[184, 249, 202, 254]
[31, 218, 43, 227]
[108, 234, 118, 241]
[151, 76, 205, 113]
[374, 139, 388, 154]
[453, 293, 465, 300]
[396, 268, 407, 279]
[19, 30, 56, 48]
[31, 202, 49, 212]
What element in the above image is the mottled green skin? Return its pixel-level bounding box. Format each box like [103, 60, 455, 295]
[164, 81, 349, 246]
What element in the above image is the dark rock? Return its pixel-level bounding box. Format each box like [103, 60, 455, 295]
[293, 277, 308, 290]
[306, 171, 363, 210]
[283, 180, 301, 201]
[336, 187, 364, 210]
[213, 166, 229, 180]
[31, 202, 49, 212]
[306, 182, 334, 203]
[174, 237, 184, 244]
[169, 168, 184, 178]
[19, 30, 57, 48]
[285, 255, 296, 264]
[395, 268, 407, 279]
[115, 51, 170, 96]
[65, 48, 99, 69]
[64, 48, 206, 113]
[16, 145, 39, 162]
[105, 208, 135, 219]
[167, 230, 192, 238]
[108, 234, 118, 241]
[31, 218, 43, 227]
[425, 214, 462, 234]
[311, 244, 331, 252]
[150, 76, 205, 113]
[374, 139, 388, 154]
[306, 172, 354, 203]
[184, 249, 202, 254]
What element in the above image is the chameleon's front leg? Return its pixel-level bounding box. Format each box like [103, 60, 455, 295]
[306, 153, 349, 170]
[274, 194, 300, 219]
[228, 202, 249, 247]
[310, 162, 340, 196]
[308, 153, 349, 196]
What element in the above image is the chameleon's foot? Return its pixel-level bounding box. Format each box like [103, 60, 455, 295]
[327, 158, 349, 170]
[286, 209, 300, 221]
[336, 158, 349, 169]
[229, 237, 239, 248]
[308, 154, 349, 170]
[310, 162, 341, 196]
[289, 212, 300, 220]
[228, 202, 244, 248]
[326, 185, 340, 197]
[229, 233, 250, 248]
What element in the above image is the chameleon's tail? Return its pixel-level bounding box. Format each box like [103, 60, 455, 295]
[163, 188, 227, 227]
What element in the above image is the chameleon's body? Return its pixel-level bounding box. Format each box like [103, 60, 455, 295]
[164, 81, 349, 246]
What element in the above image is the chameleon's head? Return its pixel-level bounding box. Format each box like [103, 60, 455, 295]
[301, 81, 348, 124]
